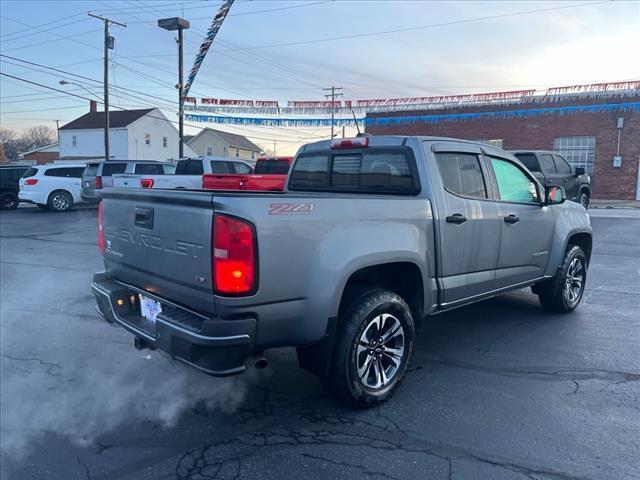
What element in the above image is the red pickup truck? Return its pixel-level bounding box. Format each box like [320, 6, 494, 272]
[202, 156, 293, 191]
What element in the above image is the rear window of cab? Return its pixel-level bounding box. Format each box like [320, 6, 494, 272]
[289, 147, 420, 195]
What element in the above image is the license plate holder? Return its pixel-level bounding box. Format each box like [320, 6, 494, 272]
[139, 294, 162, 323]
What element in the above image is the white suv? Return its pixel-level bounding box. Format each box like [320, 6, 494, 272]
[19, 163, 87, 212]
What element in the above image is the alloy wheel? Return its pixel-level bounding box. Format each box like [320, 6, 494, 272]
[52, 193, 70, 211]
[564, 257, 584, 304]
[355, 313, 405, 389]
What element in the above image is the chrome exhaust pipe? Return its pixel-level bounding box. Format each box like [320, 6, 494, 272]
[253, 355, 268, 369]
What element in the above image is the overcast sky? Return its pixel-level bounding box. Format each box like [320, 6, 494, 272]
[1, 0, 639, 154]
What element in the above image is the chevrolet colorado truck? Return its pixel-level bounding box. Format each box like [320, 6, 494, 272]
[511, 150, 591, 208]
[202, 156, 293, 191]
[92, 136, 592, 406]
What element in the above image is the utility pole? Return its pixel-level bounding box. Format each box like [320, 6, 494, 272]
[54, 120, 60, 144]
[158, 17, 190, 158]
[88, 13, 126, 161]
[323, 86, 343, 139]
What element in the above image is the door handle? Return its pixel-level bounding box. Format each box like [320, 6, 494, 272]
[504, 214, 520, 224]
[446, 214, 467, 224]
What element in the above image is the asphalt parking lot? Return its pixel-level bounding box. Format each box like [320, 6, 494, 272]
[1, 205, 638, 480]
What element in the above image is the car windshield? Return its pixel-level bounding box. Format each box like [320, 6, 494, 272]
[255, 159, 290, 174]
[514, 153, 541, 172]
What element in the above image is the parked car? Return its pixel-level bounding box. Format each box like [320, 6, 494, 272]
[511, 150, 591, 207]
[0, 165, 30, 210]
[92, 136, 592, 406]
[202, 156, 293, 191]
[19, 163, 87, 212]
[111, 157, 253, 189]
[81, 160, 176, 202]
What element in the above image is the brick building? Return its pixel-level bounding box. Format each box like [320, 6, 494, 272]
[365, 86, 640, 200]
[20, 143, 59, 164]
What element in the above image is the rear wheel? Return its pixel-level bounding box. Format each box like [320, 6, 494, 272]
[537, 245, 587, 313]
[47, 190, 73, 212]
[326, 289, 415, 407]
[0, 192, 19, 210]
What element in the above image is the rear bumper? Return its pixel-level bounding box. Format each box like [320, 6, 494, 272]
[91, 272, 256, 376]
[81, 189, 101, 203]
[19, 190, 47, 205]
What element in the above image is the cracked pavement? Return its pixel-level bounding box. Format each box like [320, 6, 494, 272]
[1, 206, 639, 480]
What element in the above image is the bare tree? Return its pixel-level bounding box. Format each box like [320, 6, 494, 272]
[20, 125, 55, 151]
[0, 128, 16, 144]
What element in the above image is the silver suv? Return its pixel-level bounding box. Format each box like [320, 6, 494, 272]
[81, 160, 175, 203]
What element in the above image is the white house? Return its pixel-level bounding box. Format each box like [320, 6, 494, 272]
[58, 104, 195, 161]
[185, 128, 262, 163]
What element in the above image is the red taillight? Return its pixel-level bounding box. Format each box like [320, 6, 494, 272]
[24, 178, 38, 186]
[98, 201, 105, 255]
[212, 214, 256, 295]
[140, 178, 154, 188]
[95, 176, 103, 189]
[330, 136, 369, 149]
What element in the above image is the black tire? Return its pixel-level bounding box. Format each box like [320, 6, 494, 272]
[579, 191, 590, 209]
[326, 288, 415, 407]
[0, 192, 19, 210]
[47, 190, 73, 212]
[537, 245, 587, 313]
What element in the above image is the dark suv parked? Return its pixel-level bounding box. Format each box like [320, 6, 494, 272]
[0, 165, 30, 210]
[511, 150, 591, 208]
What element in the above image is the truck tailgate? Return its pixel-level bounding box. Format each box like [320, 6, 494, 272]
[101, 188, 216, 315]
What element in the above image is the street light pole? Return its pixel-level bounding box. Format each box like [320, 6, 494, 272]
[158, 17, 190, 159]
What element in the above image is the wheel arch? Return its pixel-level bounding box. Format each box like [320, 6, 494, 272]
[567, 232, 592, 265]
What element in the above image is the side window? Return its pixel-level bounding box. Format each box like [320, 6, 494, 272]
[554, 155, 572, 174]
[69, 167, 85, 178]
[162, 164, 176, 174]
[538, 154, 557, 173]
[210, 161, 230, 174]
[135, 163, 163, 175]
[435, 152, 487, 198]
[44, 168, 67, 177]
[101, 163, 127, 176]
[490, 157, 539, 203]
[233, 163, 252, 174]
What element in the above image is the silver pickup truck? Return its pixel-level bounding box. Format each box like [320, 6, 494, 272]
[92, 136, 592, 406]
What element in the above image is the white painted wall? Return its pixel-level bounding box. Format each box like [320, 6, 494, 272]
[127, 108, 195, 160]
[59, 128, 128, 159]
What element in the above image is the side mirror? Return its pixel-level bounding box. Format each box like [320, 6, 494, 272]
[575, 167, 585, 176]
[545, 185, 566, 205]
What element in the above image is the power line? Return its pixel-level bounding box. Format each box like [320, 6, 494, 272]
[323, 86, 343, 139]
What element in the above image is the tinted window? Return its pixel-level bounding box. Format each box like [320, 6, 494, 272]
[101, 163, 127, 176]
[83, 164, 99, 178]
[22, 167, 38, 178]
[514, 153, 540, 172]
[435, 152, 486, 198]
[233, 162, 252, 174]
[255, 159, 290, 174]
[538, 154, 557, 173]
[135, 163, 164, 175]
[490, 157, 539, 203]
[289, 148, 418, 195]
[0, 168, 28, 183]
[45, 167, 84, 178]
[175, 160, 203, 175]
[211, 161, 231, 174]
[554, 155, 572, 174]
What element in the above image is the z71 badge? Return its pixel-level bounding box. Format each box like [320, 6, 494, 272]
[268, 203, 315, 215]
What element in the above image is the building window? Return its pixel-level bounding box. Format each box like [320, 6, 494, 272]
[251, 151, 256, 160]
[145, 134, 151, 145]
[235, 148, 240, 158]
[223, 146, 228, 157]
[72, 135, 77, 147]
[162, 136, 167, 148]
[206, 145, 213, 156]
[553, 136, 595, 173]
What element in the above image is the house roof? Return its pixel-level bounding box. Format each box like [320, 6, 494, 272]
[59, 109, 155, 130]
[21, 142, 59, 155]
[187, 128, 261, 152]
[183, 135, 195, 143]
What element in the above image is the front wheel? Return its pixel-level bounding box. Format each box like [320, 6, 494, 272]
[537, 245, 587, 313]
[326, 289, 415, 407]
[579, 191, 590, 209]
